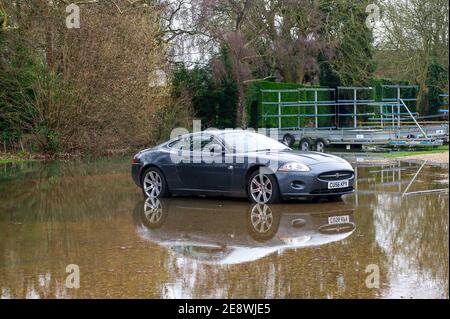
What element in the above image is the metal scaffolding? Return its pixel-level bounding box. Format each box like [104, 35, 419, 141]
[260, 85, 421, 130]
[260, 88, 336, 129]
[337, 86, 375, 129]
[258, 85, 447, 149]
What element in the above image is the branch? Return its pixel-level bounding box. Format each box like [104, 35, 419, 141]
[243, 75, 274, 84]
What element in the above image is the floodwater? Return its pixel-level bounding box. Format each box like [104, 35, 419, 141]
[0, 156, 448, 299]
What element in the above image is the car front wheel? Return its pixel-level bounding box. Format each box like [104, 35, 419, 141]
[247, 170, 281, 204]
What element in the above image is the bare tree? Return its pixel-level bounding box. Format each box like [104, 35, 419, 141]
[177, 0, 256, 128]
[377, 0, 449, 114]
[164, 0, 337, 126]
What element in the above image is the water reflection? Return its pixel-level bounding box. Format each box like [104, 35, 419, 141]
[354, 160, 449, 298]
[0, 158, 447, 298]
[135, 198, 356, 265]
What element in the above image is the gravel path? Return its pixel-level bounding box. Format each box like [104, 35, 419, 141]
[400, 152, 449, 163]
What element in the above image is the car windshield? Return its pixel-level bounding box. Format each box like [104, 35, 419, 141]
[220, 132, 290, 153]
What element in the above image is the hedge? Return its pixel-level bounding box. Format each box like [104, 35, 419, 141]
[246, 81, 334, 129]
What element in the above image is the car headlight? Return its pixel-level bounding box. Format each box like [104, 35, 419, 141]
[278, 162, 311, 172]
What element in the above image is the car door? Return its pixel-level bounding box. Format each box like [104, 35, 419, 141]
[176, 133, 233, 192]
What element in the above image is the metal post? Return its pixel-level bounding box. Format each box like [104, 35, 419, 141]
[400, 99, 428, 138]
[397, 87, 401, 128]
[380, 104, 383, 128]
[314, 90, 318, 128]
[402, 161, 427, 197]
[392, 163, 395, 183]
[335, 95, 338, 128]
[355, 165, 358, 207]
[278, 91, 281, 129]
[391, 104, 394, 127]
[353, 88, 357, 128]
[261, 91, 265, 127]
[297, 90, 300, 129]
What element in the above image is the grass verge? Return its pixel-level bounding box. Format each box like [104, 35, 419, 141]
[381, 145, 449, 158]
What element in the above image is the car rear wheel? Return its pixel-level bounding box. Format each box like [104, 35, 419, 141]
[247, 170, 281, 204]
[141, 167, 169, 198]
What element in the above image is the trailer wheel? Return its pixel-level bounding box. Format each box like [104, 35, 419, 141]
[282, 134, 295, 147]
[299, 137, 313, 151]
[314, 138, 327, 152]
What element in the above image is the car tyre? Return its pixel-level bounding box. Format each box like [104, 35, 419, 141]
[247, 170, 281, 204]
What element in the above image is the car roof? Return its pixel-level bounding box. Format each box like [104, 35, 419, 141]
[167, 130, 263, 144]
[192, 130, 261, 137]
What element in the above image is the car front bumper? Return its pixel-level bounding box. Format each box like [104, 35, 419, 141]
[275, 170, 355, 199]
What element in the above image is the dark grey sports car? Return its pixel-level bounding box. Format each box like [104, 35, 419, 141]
[131, 130, 355, 203]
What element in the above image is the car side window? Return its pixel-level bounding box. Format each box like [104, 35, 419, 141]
[168, 137, 191, 151]
[168, 134, 226, 153]
[191, 134, 219, 152]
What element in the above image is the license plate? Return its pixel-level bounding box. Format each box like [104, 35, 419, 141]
[328, 180, 349, 189]
[328, 215, 350, 225]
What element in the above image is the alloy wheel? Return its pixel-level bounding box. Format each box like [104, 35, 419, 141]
[250, 204, 274, 233]
[250, 174, 273, 203]
[143, 170, 162, 197]
[143, 197, 163, 224]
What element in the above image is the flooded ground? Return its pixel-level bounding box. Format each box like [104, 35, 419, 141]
[0, 156, 448, 299]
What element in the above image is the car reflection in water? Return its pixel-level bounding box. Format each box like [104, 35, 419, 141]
[134, 198, 356, 265]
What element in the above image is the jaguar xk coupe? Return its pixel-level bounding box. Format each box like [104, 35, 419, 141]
[131, 130, 355, 203]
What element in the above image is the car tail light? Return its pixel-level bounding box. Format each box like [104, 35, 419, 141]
[132, 157, 140, 164]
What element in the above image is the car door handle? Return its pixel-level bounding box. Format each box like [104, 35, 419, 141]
[227, 165, 234, 170]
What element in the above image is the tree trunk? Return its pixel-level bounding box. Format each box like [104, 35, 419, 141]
[235, 83, 247, 128]
[416, 57, 430, 115]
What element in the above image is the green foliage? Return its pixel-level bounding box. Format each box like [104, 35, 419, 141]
[365, 77, 418, 118]
[365, 77, 410, 102]
[427, 57, 447, 114]
[171, 48, 238, 129]
[319, 51, 342, 88]
[0, 31, 39, 147]
[0, 30, 69, 153]
[149, 94, 194, 144]
[320, 0, 376, 86]
[36, 124, 60, 153]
